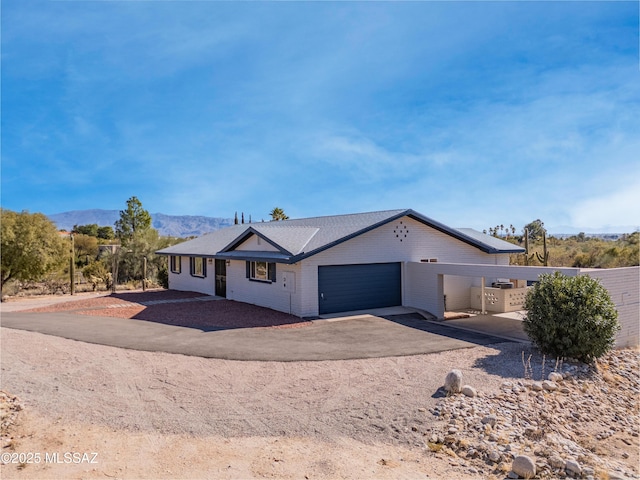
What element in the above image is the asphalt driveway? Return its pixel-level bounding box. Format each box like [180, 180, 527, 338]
[1, 312, 514, 361]
[0, 291, 516, 361]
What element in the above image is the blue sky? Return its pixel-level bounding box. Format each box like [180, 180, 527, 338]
[2, 1, 639, 232]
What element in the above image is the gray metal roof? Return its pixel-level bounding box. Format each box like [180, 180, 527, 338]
[156, 209, 525, 262]
[156, 224, 249, 257]
[454, 228, 526, 254]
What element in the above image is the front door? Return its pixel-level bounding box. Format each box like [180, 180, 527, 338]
[215, 259, 227, 297]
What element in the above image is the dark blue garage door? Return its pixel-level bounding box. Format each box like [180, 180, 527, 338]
[318, 263, 402, 315]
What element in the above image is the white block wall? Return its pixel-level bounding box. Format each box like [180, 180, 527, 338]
[167, 256, 216, 296]
[580, 267, 639, 348]
[444, 275, 475, 311]
[405, 263, 443, 316]
[226, 260, 303, 316]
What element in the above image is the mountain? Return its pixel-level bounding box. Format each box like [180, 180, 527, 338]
[547, 225, 639, 236]
[48, 209, 234, 238]
[150, 213, 234, 237]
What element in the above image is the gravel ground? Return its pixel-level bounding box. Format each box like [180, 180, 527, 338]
[20, 290, 310, 330]
[1, 292, 638, 479]
[0, 327, 522, 479]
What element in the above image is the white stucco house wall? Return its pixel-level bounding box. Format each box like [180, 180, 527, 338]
[156, 209, 524, 318]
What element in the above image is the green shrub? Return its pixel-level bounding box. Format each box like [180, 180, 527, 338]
[523, 272, 619, 362]
[157, 265, 169, 289]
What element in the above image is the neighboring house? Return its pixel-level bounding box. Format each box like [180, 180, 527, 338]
[156, 209, 524, 318]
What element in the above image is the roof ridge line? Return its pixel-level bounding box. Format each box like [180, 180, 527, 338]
[276, 208, 409, 223]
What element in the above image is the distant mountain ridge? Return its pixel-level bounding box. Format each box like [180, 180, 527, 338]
[547, 225, 638, 235]
[46, 210, 639, 239]
[48, 209, 234, 238]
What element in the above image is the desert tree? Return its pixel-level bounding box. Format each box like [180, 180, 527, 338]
[73, 223, 99, 237]
[97, 226, 115, 240]
[113, 197, 158, 286]
[73, 234, 99, 267]
[524, 219, 546, 242]
[1, 209, 67, 293]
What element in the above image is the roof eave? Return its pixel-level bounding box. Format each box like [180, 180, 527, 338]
[215, 251, 296, 264]
[485, 247, 526, 254]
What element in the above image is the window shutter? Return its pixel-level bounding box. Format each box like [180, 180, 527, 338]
[246, 261, 251, 278]
[269, 263, 276, 282]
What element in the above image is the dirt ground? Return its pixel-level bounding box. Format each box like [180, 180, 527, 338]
[1, 293, 638, 479]
[1, 326, 515, 480]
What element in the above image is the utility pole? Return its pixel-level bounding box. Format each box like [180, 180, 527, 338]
[142, 257, 147, 291]
[70, 234, 75, 296]
[111, 246, 119, 294]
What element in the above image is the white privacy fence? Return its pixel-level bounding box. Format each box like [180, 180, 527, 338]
[580, 267, 639, 348]
[404, 263, 639, 348]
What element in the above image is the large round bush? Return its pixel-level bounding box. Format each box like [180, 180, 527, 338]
[523, 272, 619, 362]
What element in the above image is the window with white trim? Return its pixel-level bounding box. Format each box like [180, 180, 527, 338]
[246, 261, 276, 283]
[170, 256, 181, 274]
[190, 257, 207, 278]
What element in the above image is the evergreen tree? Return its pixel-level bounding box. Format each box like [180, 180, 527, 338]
[115, 196, 152, 245]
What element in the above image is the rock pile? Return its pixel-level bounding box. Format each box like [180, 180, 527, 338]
[425, 349, 639, 479]
[0, 391, 22, 448]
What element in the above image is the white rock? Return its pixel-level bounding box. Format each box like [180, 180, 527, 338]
[512, 455, 536, 479]
[444, 370, 463, 394]
[548, 372, 563, 382]
[462, 385, 477, 397]
[566, 459, 582, 476]
[481, 414, 498, 427]
[531, 382, 543, 391]
[543, 380, 558, 391]
[549, 455, 565, 469]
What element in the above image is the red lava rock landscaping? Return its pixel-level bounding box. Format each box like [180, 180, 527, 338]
[22, 290, 309, 330]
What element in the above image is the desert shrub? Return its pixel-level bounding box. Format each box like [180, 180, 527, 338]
[83, 261, 112, 291]
[523, 272, 619, 363]
[157, 264, 169, 289]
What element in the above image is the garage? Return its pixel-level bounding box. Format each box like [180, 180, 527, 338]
[318, 263, 402, 315]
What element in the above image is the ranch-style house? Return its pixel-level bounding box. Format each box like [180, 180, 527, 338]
[156, 209, 525, 318]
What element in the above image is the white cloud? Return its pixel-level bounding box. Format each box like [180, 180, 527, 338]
[569, 180, 640, 229]
[309, 133, 437, 183]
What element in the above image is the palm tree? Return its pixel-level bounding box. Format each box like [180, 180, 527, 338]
[269, 207, 289, 221]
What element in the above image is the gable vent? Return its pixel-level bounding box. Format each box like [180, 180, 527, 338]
[393, 222, 409, 242]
